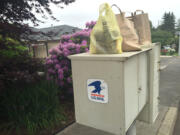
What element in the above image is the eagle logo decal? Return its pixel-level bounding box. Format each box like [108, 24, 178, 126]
[88, 81, 102, 94]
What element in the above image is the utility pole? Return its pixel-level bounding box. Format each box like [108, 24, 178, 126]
[179, 32, 180, 56]
[175, 31, 180, 56]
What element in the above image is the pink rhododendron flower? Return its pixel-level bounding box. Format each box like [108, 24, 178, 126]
[60, 60, 68, 65]
[53, 59, 59, 64]
[86, 22, 90, 27]
[75, 45, 80, 53]
[54, 47, 62, 55]
[52, 55, 57, 59]
[63, 48, 70, 56]
[85, 48, 89, 52]
[58, 69, 63, 74]
[49, 48, 53, 54]
[55, 64, 61, 69]
[48, 68, 55, 74]
[81, 40, 87, 45]
[46, 59, 53, 65]
[69, 40, 73, 43]
[58, 73, 64, 80]
[63, 66, 68, 72]
[46, 21, 96, 91]
[67, 77, 72, 83]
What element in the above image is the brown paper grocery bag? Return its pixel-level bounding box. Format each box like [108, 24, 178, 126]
[111, 4, 141, 52]
[133, 10, 152, 45]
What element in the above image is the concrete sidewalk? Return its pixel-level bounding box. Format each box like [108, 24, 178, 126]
[136, 106, 168, 135]
[56, 106, 168, 135]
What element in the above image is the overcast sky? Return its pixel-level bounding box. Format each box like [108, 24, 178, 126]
[33, 0, 180, 29]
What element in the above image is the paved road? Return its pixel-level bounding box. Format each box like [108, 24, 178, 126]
[160, 56, 176, 68]
[159, 56, 180, 135]
[160, 56, 180, 107]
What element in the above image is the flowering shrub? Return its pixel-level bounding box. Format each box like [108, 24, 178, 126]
[46, 21, 96, 93]
[161, 48, 176, 55]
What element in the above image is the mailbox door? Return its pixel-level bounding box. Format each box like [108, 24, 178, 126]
[71, 60, 125, 135]
[138, 53, 148, 112]
[124, 56, 139, 131]
[124, 52, 149, 131]
[136, 43, 161, 124]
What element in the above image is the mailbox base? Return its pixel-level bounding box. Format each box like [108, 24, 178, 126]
[126, 122, 136, 135]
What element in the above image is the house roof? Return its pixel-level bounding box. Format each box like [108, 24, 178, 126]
[28, 25, 81, 41]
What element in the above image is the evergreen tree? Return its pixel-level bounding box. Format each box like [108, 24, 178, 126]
[160, 12, 175, 35]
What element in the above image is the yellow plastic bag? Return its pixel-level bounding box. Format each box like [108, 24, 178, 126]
[90, 3, 123, 54]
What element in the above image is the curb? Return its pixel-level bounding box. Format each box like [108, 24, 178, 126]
[160, 56, 173, 58]
[160, 56, 177, 71]
[160, 66, 167, 71]
[157, 107, 178, 135]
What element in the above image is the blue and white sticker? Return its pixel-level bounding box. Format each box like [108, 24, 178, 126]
[87, 79, 108, 103]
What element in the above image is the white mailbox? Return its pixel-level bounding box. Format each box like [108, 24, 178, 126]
[137, 43, 161, 123]
[69, 48, 153, 135]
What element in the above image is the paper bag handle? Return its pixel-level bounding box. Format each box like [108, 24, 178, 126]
[111, 4, 134, 17]
[134, 10, 144, 15]
[111, 4, 122, 14]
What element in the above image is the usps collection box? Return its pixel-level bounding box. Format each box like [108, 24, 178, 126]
[68, 43, 160, 135]
[137, 43, 160, 124]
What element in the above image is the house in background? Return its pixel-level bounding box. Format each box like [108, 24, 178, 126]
[29, 25, 81, 58]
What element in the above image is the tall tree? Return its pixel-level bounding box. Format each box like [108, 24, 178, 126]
[152, 29, 175, 46]
[160, 12, 175, 35]
[0, 0, 75, 39]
